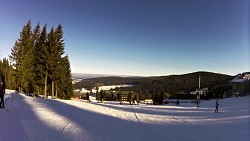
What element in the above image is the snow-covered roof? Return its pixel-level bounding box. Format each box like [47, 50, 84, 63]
[231, 74, 249, 83]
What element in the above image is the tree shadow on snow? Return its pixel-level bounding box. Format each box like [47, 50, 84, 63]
[8, 92, 166, 141]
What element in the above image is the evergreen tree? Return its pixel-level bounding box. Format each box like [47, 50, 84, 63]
[9, 20, 33, 92]
[61, 56, 73, 99]
[47, 24, 67, 99]
[22, 22, 40, 93]
[86, 92, 89, 100]
[128, 92, 132, 104]
[117, 91, 121, 102]
[53, 24, 66, 99]
[0, 58, 16, 89]
[1, 58, 15, 90]
[32, 23, 42, 94]
[96, 89, 100, 102]
[133, 93, 139, 104]
[99, 90, 103, 102]
[47, 27, 56, 98]
[1, 58, 8, 88]
[36, 25, 49, 98]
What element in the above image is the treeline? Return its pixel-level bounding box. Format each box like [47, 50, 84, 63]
[0, 20, 73, 99]
[74, 71, 233, 99]
[128, 72, 233, 95]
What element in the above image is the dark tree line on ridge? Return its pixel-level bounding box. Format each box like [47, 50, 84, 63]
[74, 71, 233, 101]
[0, 20, 73, 99]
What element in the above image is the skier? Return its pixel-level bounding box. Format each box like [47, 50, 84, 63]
[196, 100, 200, 108]
[215, 99, 219, 113]
[0, 82, 5, 108]
[176, 99, 180, 106]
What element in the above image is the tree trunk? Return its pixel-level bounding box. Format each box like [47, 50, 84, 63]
[55, 83, 58, 98]
[19, 86, 21, 93]
[52, 81, 54, 99]
[44, 73, 47, 98]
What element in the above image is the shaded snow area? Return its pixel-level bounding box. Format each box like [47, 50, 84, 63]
[0, 90, 250, 141]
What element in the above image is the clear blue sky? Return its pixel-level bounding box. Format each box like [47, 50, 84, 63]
[0, 0, 249, 76]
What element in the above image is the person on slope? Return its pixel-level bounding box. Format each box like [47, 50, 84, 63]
[0, 82, 5, 108]
[176, 99, 180, 106]
[215, 99, 219, 113]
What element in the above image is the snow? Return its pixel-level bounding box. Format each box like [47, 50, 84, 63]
[0, 90, 249, 141]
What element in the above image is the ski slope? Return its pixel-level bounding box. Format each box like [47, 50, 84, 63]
[0, 90, 249, 141]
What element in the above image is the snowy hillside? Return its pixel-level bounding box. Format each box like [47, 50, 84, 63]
[0, 90, 249, 141]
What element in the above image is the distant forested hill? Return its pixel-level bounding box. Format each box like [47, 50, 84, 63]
[73, 71, 233, 95]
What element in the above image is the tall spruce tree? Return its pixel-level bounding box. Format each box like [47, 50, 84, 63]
[52, 24, 65, 99]
[9, 20, 33, 93]
[36, 25, 49, 97]
[32, 23, 41, 94]
[57, 55, 73, 99]
[1, 58, 17, 90]
[47, 24, 68, 99]
[21, 23, 40, 93]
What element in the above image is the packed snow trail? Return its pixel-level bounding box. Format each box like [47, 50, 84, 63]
[0, 90, 249, 141]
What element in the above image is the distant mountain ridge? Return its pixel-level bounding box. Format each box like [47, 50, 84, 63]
[73, 71, 234, 95]
[72, 71, 232, 80]
[72, 73, 142, 80]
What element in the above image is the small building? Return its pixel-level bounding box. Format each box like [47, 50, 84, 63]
[230, 72, 250, 96]
[119, 93, 128, 101]
[106, 91, 117, 101]
[190, 88, 209, 96]
[103, 91, 128, 101]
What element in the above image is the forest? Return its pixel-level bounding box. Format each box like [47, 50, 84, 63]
[73, 71, 234, 102]
[0, 21, 73, 99]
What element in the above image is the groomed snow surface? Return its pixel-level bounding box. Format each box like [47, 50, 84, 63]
[0, 90, 249, 141]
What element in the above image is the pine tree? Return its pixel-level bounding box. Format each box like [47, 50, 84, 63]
[9, 41, 20, 90]
[1, 58, 8, 88]
[0, 58, 16, 89]
[52, 24, 65, 99]
[60, 55, 73, 99]
[86, 92, 89, 100]
[46, 24, 72, 99]
[36, 25, 49, 98]
[96, 89, 100, 102]
[9, 20, 33, 93]
[21, 22, 40, 94]
[128, 92, 132, 104]
[47, 27, 55, 98]
[133, 93, 139, 104]
[32, 23, 42, 94]
[100, 90, 106, 102]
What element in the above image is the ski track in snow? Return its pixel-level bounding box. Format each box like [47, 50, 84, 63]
[0, 90, 250, 141]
